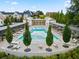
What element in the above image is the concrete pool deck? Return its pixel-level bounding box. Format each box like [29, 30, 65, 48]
[0, 39, 79, 57]
[0, 27, 79, 57]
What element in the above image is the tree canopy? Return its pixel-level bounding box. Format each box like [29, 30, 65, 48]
[46, 0, 79, 25]
[67, 0, 79, 25]
[4, 16, 12, 25]
[5, 24, 13, 44]
[46, 25, 53, 47]
[36, 10, 44, 15]
[46, 11, 67, 24]
[63, 24, 71, 43]
[23, 22, 32, 46]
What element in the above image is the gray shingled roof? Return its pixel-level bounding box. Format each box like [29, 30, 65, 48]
[0, 11, 23, 15]
[1, 12, 14, 15]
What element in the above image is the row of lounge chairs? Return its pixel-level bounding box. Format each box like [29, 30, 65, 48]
[7, 41, 20, 50]
[6, 30, 24, 50]
[13, 30, 23, 41]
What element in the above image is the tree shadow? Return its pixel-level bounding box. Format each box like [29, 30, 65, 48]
[24, 48, 31, 52]
[46, 48, 52, 52]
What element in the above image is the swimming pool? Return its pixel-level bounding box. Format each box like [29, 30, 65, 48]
[18, 27, 59, 41]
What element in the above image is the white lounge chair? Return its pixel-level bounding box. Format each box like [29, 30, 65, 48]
[72, 38, 77, 46]
[53, 43, 58, 48]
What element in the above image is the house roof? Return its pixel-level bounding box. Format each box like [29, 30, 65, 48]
[1, 12, 14, 15]
[0, 11, 23, 15]
[14, 12, 23, 15]
[23, 10, 33, 16]
[0, 10, 34, 16]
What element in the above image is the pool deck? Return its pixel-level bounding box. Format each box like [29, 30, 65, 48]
[0, 27, 79, 57]
[0, 39, 78, 57]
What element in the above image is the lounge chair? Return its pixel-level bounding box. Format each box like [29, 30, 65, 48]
[11, 45, 20, 50]
[71, 38, 77, 46]
[7, 45, 13, 49]
[53, 43, 58, 48]
[38, 46, 43, 49]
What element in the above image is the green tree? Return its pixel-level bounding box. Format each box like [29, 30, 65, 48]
[19, 15, 24, 22]
[65, 11, 74, 24]
[23, 22, 32, 52]
[5, 24, 13, 44]
[46, 11, 66, 24]
[63, 24, 71, 47]
[11, 16, 14, 23]
[69, 0, 79, 15]
[8, 15, 12, 25]
[4, 16, 12, 25]
[4, 17, 9, 25]
[67, 56, 73, 59]
[36, 11, 44, 15]
[56, 12, 60, 22]
[35, 11, 44, 18]
[67, 0, 79, 25]
[14, 17, 18, 22]
[39, 15, 45, 19]
[60, 10, 65, 23]
[73, 13, 79, 25]
[46, 25, 53, 51]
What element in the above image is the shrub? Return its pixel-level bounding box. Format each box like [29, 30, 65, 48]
[39, 15, 45, 19]
[23, 22, 32, 47]
[30, 56, 45, 59]
[72, 53, 79, 59]
[5, 24, 13, 44]
[7, 55, 19, 59]
[59, 53, 66, 59]
[46, 25, 53, 47]
[21, 56, 29, 59]
[67, 56, 73, 59]
[63, 24, 71, 43]
[4, 16, 12, 25]
[0, 52, 6, 58]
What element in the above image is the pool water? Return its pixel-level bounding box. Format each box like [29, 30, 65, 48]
[18, 27, 59, 41]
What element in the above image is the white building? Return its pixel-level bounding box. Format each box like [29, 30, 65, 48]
[0, 12, 6, 26]
[13, 12, 22, 19]
[23, 17, 53, 27]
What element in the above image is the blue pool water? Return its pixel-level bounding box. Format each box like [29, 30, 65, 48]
[31, 28, 47, 33]
[18, 27, 59, 41]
